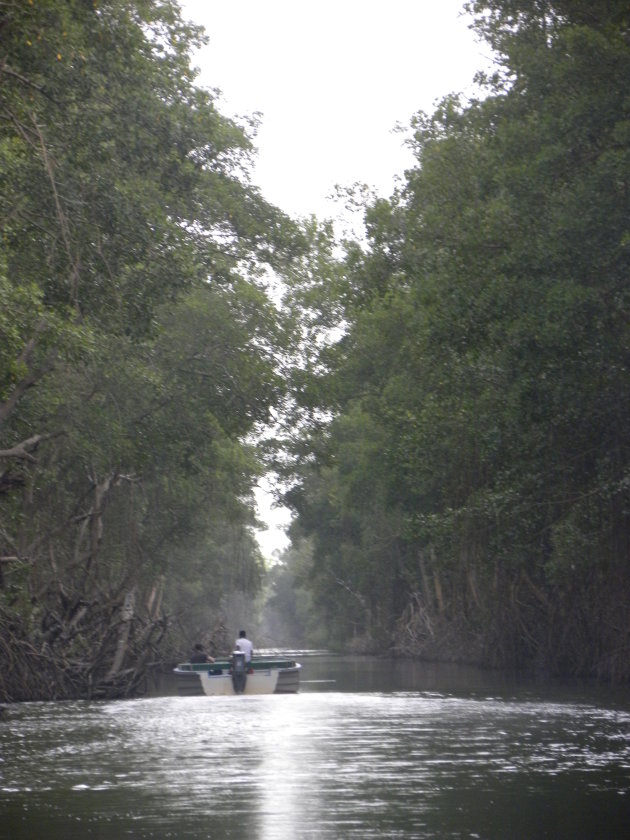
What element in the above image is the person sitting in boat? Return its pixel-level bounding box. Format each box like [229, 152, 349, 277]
[189, 643, 215, 664]
[234, 630, 253, 663]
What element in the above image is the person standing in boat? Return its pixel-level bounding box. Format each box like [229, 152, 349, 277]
[234, 630, 253, 663]
[189, 643, 215, 664]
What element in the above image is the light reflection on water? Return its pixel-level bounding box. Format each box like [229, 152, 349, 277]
[1, 658, 630, 839]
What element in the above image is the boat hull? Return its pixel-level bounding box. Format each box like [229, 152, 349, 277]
[199, 669, 278, 696]
[275, 664, 301, 693]
[173, 658, 301, 697]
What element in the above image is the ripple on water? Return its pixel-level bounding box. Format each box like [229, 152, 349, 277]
[2, 690, 630, 838]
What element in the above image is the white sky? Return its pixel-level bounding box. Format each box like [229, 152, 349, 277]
[177, 0, 491, 558]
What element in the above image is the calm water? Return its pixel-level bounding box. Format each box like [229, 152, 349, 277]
[1, 655, 630, 839]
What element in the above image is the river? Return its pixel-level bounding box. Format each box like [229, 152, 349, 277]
[1, 654, 629, 839]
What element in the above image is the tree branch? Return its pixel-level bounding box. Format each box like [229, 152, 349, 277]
[0, 433, 59, 463]
[0, 321, 58, 427]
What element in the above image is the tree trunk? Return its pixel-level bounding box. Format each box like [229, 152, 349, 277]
[107, 588, 136, 679]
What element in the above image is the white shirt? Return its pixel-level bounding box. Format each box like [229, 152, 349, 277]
[235, 637, 253, 662]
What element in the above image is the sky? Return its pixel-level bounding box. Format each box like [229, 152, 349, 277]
[177, 0, 492, 559]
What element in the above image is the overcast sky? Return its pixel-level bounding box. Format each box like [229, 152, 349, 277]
[179, 0, 490, 218]
[177, 0, 492, 558]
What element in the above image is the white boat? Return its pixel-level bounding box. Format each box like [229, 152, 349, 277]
[173, 653, 301, 697]
[198, 667, 278, 695]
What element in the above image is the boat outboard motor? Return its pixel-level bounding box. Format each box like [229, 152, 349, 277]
[231, 651, 247, 694]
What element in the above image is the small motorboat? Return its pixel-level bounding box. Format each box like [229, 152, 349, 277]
[173, 652, 301, 697]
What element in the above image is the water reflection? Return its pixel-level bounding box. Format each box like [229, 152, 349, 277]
[1, 657, 630, 839]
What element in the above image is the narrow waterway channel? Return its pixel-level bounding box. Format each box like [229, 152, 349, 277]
[1, 655, 629, 839]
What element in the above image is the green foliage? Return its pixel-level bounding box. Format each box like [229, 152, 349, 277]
[283, 1, 630, 677]
[0, 0, 299, 699]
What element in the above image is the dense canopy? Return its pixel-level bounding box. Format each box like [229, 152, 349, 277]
[2, 0, 629, 699]
[0, 0, 299, 700]
[276, 0, 630, 680]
